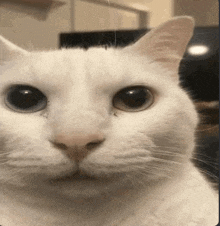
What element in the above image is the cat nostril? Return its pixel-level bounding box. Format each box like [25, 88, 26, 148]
[53, 142, 68, 150]
[52, 137, 105, 150]
[52, 133, 105, 150]
[86, 139, 105, 150]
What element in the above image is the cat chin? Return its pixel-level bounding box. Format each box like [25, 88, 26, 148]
[4, 171, 131, 200]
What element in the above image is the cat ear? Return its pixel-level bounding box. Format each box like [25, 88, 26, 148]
[126, 16, 194, 77]
[0, 35, 28, 64]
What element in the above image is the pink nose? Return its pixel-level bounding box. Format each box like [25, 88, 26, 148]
[55, 133, 105, 148]
[52, 132, 105, 162]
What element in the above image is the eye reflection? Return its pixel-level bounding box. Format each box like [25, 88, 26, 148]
[5, 85, 47, 113]
[113, 86, 153, 112]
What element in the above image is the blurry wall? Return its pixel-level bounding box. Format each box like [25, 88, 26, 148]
[0, 0, 71, 50]
[0, 0, 218, 50]
[119, 0, 173, 28]
[173, 0, 218, 26]
[74, 0, 139, 31]
[121, 0, 219, 27]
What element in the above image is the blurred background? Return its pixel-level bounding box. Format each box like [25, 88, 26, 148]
[0, 0, 219, 188]
[0, 0, 218, 49]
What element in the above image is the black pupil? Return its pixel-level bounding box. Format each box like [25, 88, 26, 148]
[7, 85, 45, 110]
[119, 88, 148, 108]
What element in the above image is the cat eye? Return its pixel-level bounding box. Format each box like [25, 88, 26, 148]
[5, 85, 47, 113]
[113, 86, 153, 112]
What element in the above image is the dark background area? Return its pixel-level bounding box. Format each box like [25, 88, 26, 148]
[60, 27, 219, 188]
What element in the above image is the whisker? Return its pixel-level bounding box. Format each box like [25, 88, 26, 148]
[193, 151, 217, 157]
[150, 145, 182, 149]
[191, 156, 218, 165]
[196, 125, 219, 132]
[153, 151, 185, 157]
[152, 158, 182, 164]
[197, 168, 219, 181]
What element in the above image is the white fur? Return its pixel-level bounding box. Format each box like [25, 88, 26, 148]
[0, 17, 218, 226]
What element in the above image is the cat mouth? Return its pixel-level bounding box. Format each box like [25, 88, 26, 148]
[49, 171, 97, 183]
[48, 170, 122, 185]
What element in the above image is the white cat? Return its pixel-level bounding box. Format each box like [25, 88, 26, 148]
[0, 17, 218, 226]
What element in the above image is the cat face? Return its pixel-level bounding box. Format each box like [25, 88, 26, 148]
[0, 17, 198, 192]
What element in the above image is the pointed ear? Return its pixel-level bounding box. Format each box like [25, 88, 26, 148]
[0, 35, 28, 64]
[125, 16, 194, 78]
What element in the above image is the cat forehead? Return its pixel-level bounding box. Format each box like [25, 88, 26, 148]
[6, 48, 168, 90]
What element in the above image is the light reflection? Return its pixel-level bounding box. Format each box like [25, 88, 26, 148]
[188, 45, 209, 56]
